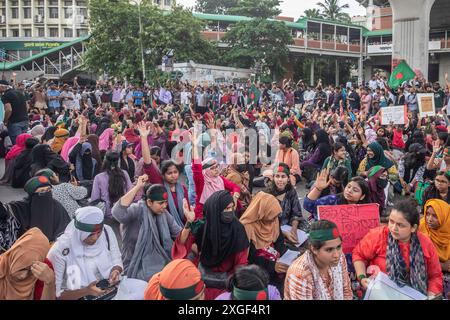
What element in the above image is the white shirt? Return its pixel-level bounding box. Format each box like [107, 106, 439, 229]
[180, 91, 192, 105]
[368, 80, 378, 91]
[60, 91, 75, 109]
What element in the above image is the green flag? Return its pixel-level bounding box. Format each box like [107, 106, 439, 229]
[247, 84, 260, 105]
[388, 60, 416, 89]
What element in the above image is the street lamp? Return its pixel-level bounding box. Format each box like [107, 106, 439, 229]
[131, 0, 146, 82]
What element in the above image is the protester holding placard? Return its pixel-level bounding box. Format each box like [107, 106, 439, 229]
[352, 199, 443, 299]
[284, 220, 352, 300]
[303, 170, 369, 220]
[357, 141, 399, 182]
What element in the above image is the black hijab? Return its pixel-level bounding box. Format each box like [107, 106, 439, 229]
[31, 144, 70, 182]
[42, 126, 57, 142]
[195, 190, 249, 269]
[314, 129, 332, 163]
[301, 127, 314, 152]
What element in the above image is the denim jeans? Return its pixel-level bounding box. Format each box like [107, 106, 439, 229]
[184, 164, 196, 206]
[8, 120, 28, 145]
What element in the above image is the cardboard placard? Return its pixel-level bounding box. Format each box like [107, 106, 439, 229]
[380, 105, 407, 125]
[317, 204, 380, 254]
[417, 93, 436, 117]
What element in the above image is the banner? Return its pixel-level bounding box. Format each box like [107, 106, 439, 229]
[417, 93, 436, 117]
[380, 105, 407, 125]
[317, 204, 379, 254]
[364, 272, 427, 300]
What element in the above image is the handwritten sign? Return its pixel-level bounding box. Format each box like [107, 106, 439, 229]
[380, 105, 407, 125]
[417, 93, 436, 117]
[317, 204, 380, 254]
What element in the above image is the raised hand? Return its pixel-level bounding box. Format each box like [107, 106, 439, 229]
[183, 199, 195, 223]
[314, 169, 330, 191]
[137, 121, 151, 137]
[136, 174, 148, 189]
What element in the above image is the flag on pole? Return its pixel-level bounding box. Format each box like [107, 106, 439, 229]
[388, 60, 416, 89]
[247, 84, 260, 105]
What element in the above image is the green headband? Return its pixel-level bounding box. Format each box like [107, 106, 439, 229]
[232, 287, 269, 300]
[148, 191, 169, 202]
[368, 165, 384, 178]
[159, 281, 205, 300]
[309, 227, 340, 242]
[24, 176, 51, 195]
[74, 218, 104, 233]
[273, 163, 290, 176]
[36, 168, 56, 180]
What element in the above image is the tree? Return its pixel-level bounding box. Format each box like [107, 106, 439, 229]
[302, 8, 323, 19]
[84, 0, 218, 81]
[316, 0, 351, 22]
[195, 0, 238, 14]
[228, 0, 281, 19]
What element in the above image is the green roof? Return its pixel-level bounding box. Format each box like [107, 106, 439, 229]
[193, 12, 306, 29]
[363, 29, 392, 37]
[0, 35, 91, 71]
[296, 16, 367, 30]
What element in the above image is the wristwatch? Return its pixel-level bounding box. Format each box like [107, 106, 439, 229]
[358, 274, 367, 283]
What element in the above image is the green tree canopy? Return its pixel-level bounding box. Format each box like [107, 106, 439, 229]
[85, 0, 218, 81]
[302, 8, 323, 19]
[228, 0, 282, 19]
[195, 0, 238, 14]
[316, 0, 351, 22]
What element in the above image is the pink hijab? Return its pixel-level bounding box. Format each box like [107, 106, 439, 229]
[99, 128, 114, 151]
[5, 133, 32, 160]
[60, 136, 79, 162]
[199, 158, 225, 204]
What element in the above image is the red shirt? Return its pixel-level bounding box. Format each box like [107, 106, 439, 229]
[352, 226, 443, 295]
[143, 162, 164, 185]
[33, 258, 54, 300]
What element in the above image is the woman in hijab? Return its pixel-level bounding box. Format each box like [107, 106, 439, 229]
[12, 137, 40, 188]
[98, 128, 115, 155]
[0, 133, 33, 185]
[87, 134, 102, 165]
[300, 127, 315, 154]
[69, 139, 98, 183]
[0, 228, 55, 300]
[173, 190, 249, 300]
[367, 166, 389, 216]
[31, 144, 71, 183]
[47, 206, 123, 300]
[144, 259, 205, 300]
[221, 153, 252, 213]
[419, 199, 450, 298]
[51, 130, 70, 153]
[240, 192, 289, 293]
[41, 126, 57, 145]
[358, 141, 398, 181]
[301, 129, 332, 184]
[30, 124, 45, 141]
[0, 176, 70, 250]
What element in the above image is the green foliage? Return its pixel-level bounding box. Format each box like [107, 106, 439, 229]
[228, 0, 282, 19]
[223, 18, 292, 80]
[195, 0, 238, 14]
[302, 8, 323, 19]
[85, 0, 219, 80]
[316, 0, 351, 22]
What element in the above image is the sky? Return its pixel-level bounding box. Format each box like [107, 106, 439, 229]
[175, 0, 367, 20]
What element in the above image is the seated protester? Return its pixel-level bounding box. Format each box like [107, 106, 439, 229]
[221, 153, 252, 212]
[11, 137, 39, 188]
[353, 199, 443, 299]
[161, 160, 189, 229]
[172, 190, 249, 300]
[30, 144, 71, 183]
[137, 122, 164, 184]
[357, 141, 398, 182]
[367, 166, 389, 216]
[275, 136, 301, 186]
[87, 134, 102, 167]
[303, 171, 369, 220]
[422, 171, 450, 205]
[301, 129, 332, 184]
[284, 220, 352, 300]
[91, 151, 133, 241]
[47, 207, 123, 300]
[144, 259, 205, 300]
[398, 143, 428, 195]
[51, 128, 70, 154]
[112, 178, 183, 282]
[0, 176, 70, 250]
[239, 192, 288, 293]
[0, 228, 55, 300]
[216, 264, 281, 300]
[0, 133, 32, 185]
[68, 139, 98, 183]
[264, 163, 308, 242]
[320, 166, 349, 197]
[322, 142, 352, 181]
[119, 140, 136, 183]
[419, 199, 450, 299]
[427, 142, 450, 172]
[34, 168, 88, 219]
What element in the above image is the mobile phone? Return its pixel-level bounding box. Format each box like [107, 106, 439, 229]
[96, 279, 110, 290]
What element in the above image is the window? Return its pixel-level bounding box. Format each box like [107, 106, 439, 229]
[37, 27, 45, 37]
[37, 7, 44, 16]
[76, 28, 88, 37]
[154, 0, 161, 5]
[76, 1, 86, 6]
[0, 29, 6, 37]
[48, 0, 58, 5]
[37, 0, 44, 5]
[23, 7, 31, 19]
[49, 28, 59, 37]
[64, 7, 73, 19]
[11, 1, 18, 6]
[78, 8, 87, 17]
[23, 29, 31, 37]
[22, 0, 31, 6]
[164, 0, 171, 6]
[49, 7, 58, 19]
[65, 0, 73, 6]
[64, 28, 73, 37]
[11, 29, 19, 37]
[11, 8, 18, 19]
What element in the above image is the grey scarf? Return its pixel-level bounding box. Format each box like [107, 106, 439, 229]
[127, 202, 174, 281]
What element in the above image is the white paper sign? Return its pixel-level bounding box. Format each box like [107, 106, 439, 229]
[278, 249, 301, 266]
[417, 93, 436, 117]
[380, 105, 406, 125]
[281, 225, 309, 247]
[364, 272, 427, 300]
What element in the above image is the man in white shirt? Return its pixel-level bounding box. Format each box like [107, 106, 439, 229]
[368, 75, 378, 91]
[180, 87, 192, 110]
[60, 86, 75, 110]
[303, 86, 316, 109]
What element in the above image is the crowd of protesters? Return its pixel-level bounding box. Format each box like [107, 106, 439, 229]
[0, 71, 449, 300]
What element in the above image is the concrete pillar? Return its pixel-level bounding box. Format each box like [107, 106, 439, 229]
[358, 57, 364, 85]
[335, 59, 339, 86]
[389, 0, 435, 80]
[310, 57, 315, 86]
